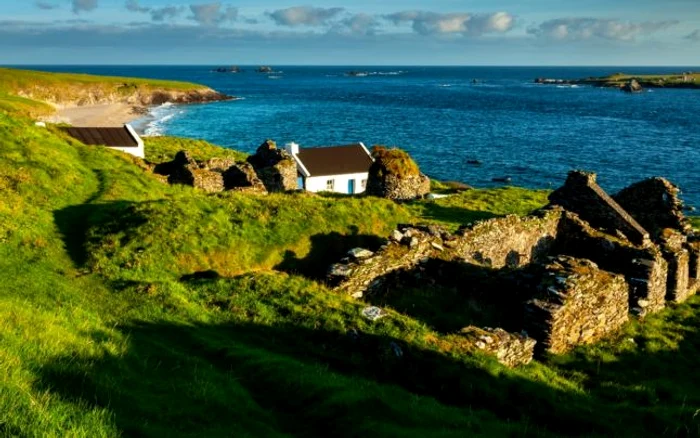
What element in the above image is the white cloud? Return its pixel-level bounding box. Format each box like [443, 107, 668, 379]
[125, 0, 149, 13]
[36, 1, 59, 10]
[268, 6, 345, 27]
[528, 18, 679, 41]
[72, 0, 97, 14]
[384, 11, 515, 36]
[189, 3, 238, 26]
[333, 13, 380, 36]
[126, 1, 184, 22]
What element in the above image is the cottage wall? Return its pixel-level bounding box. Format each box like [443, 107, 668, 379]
[524, 256, 629, 355]
[555, 213, 667, 316]
[107, 144, 145, 159]
[451, 209, 563, 269]
[305, 172, 369, 194]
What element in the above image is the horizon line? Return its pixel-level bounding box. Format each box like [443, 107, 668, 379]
[4, 64, 700, 68]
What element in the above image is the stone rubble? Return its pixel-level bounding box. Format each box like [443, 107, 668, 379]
[458, 326, 537, 367]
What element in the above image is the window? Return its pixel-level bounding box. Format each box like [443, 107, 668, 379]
[326, 179, 335, 191]
[361, 179, 367, 190]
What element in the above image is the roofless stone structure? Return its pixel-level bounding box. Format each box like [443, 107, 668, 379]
[328, 170, 699, 366]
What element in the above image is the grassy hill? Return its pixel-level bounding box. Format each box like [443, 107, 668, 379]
[2, 70, 700, 436]
[0, 67, 225, 118]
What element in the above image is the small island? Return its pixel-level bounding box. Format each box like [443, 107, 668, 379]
[213, 66, 243, 73]
[535, 71, 700, 91]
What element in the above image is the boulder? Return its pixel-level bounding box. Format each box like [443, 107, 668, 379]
[622, 79, 643, 93]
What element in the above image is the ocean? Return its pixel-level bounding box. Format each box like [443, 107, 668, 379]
[29, 65, 700, 207]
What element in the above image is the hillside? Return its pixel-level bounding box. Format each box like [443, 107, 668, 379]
[2, 71, 700, 436]
[0, 67, 230, 118]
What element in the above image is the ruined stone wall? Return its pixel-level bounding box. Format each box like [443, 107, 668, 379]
[556, 213, 667, 316]
[549, 171, 651, 246]
[451, 209, 563, 269]
[524, 256, 629, 355]
[330, 225, 445, 298]
[246, 140, 298, 193]
[665, 249, 691, 302]
[614, 177, 691, 238]
[688, 240, 700, 281]
[366, 173, 431, 201]
[458, 327, 536, 367]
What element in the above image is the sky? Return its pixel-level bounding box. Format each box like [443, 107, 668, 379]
[1, 0, 699, 65]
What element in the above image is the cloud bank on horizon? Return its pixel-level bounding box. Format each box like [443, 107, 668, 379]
[1, 0, 698, 64]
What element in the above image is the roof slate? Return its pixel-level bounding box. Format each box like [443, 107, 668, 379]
[296, 144, 373, 177]
[60, 126, 139, 147]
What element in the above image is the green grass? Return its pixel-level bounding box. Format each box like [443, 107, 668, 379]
[3, 107, 700, 437]
[0, 67, 218, 120]
[371, 146, 421, 177]
[144, 136, 248, 163]
[0, 67, 207, 97]
[406, 186, 550, 230]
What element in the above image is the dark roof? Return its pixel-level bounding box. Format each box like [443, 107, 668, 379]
[296, 144, 373, 177]
[60, 126, 139, 148]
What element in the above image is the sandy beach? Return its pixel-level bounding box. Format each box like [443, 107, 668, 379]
[42, 103, 146, 127]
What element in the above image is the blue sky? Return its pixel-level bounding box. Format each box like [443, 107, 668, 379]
[1, 0, 699, 65]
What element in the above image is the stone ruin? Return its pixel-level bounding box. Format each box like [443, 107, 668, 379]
[153, 140, 298, 194]
[328, 170, 699, 367]
[365, 146, 431, 201]
[246, 140, 299, 193]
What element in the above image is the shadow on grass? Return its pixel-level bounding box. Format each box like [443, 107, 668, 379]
[275, 231, 385, 281]
[32, 296, 700, 438]
[412, 202, 500, 227]
[363, 259, 540, 334]
[53, 201, 148, 268]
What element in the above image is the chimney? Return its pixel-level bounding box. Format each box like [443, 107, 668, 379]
[285, 142, 300, 156]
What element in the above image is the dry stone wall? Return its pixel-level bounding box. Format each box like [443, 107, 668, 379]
[458, 327, 536, 367]
[614, 177, 691, 238]
[549, 171, 651, 246]
[451, 209, 563, 268]
[330, 225, 445, 299]
[555, 213, 667, 316]
[246, 140, 298, 193]
[524, 256, 629, 355]
[327, 169, 700, 365]
[366, 173, 431, 201]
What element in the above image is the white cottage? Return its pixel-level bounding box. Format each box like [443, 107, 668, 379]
[60, 124, 145, 158]
[285, 142, 373, 194]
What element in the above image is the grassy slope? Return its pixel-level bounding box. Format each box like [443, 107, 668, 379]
[144, 136, 248, 163]
[0, 67, 213, 118]
[3, 105, 700, 437]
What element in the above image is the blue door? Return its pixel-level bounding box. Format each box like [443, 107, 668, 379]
[297, 176, 304, 190]
[348, 179, 355, 194]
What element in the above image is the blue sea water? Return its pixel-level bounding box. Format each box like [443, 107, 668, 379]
[28, 65, 700, 207]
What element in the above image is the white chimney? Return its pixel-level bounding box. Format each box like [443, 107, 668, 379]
[285, 142, 300, 156]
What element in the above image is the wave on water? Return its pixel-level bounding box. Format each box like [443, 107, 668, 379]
[143, 103, 184, 137]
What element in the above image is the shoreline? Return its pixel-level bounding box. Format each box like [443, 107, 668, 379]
[41, 103, 149, 128]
